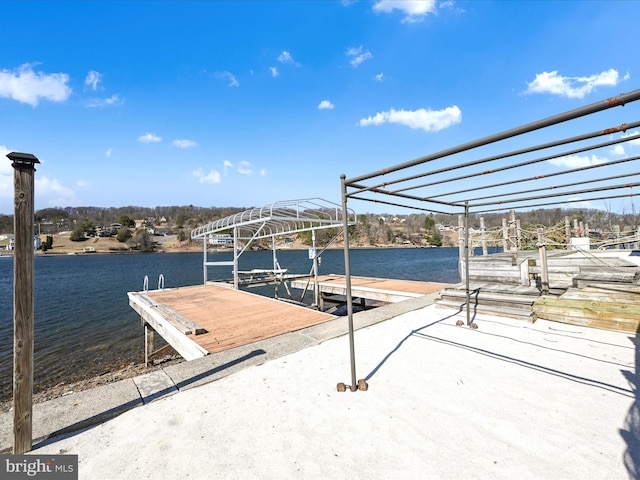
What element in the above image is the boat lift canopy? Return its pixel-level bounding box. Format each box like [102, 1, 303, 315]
[191, 198, 356, 294]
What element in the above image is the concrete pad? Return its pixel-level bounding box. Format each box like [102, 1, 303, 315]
[27, 304, 637, 479]
[163, 347, 267, 392]
[0, 379, 142, 453]
[132, 370, 177, 404]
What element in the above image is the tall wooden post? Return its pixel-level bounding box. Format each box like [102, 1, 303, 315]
[509, 210, 517, 251]
[537, 228, 549, 295]
[480, 217, 488, 256]
[7, 152, 39, 454]
[502, 218, 508, 251]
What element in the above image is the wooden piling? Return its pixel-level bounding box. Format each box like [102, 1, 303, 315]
[8, 152, 39, 454]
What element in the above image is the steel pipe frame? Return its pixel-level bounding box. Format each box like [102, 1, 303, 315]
[339, 89, 640, 388]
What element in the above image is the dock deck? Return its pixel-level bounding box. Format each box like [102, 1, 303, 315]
[290, 274, 450, 303]
[129, 284, 336, 361]
[129, 277, 450, 362]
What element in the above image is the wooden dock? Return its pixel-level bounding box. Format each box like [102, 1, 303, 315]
[437, 250, 640, 332]
[290, 275, 449, 304]
[129, 284, 336, 362]
[129, 277, 450, 363]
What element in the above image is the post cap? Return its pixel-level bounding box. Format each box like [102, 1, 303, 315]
[7, 152, 40, 168]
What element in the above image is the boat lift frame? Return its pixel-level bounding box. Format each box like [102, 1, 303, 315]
[339, 89, 640, 392]
[191, 198, 356, 307]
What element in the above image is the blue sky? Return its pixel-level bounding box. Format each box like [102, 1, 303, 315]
[1, 0, 639, 215]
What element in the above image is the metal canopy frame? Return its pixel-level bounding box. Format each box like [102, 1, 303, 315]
[338, 89, 640, 392]
[191, 198, 356, 292]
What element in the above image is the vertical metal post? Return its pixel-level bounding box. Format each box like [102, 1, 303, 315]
[203, 234, 208, 284]
[341, 175, 357, 392]
[457, 215, 465, 280]
[272, 235, 277, 270]
[312, 229, 319, 308]
[233, 227, 239, 289]
[8, 152, 39, 454]
[464, 203, 471, 326]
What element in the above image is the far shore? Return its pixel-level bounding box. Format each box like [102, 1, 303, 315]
[1, 236, 452, 257]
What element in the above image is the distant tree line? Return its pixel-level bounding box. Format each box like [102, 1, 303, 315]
[0, 204, 637, 247]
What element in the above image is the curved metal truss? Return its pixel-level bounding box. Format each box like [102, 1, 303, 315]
[191, 198, 356, 292]
[191, 198, 354, 241]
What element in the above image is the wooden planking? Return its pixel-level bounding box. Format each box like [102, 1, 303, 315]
[145, 284, 336, 355]
[291, 275, 448, 302]
[533, 292, 640, 333]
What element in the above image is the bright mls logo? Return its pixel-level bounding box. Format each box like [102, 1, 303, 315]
[1, 455, 78, 479]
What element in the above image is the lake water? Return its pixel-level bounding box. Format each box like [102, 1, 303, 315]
[0, 247, 460, 400]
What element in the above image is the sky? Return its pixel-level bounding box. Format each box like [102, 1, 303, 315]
[1, 0, 639, 216]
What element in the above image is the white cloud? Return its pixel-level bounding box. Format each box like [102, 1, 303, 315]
[358, 106, 462, 132]
[238, 160, 252, 175]
[76, 180, 90, 188]
[278, 51, 293, 63]
[217, 71, 239, 87]
[85, 70, 102, 90]
[622, 130, 640, 147]
[0, 145, 13, 175]
[105, 148, 112, 157]
[547, 154, 608, 169]
[278, 51, 301, 66]
[0, 64, 71, 106]
[138, 133, 162, 143]
[193, 168, 221, 184]
[0, 146, 14, 201]
[260, 169, 267, 176]
[375, 73, 384, 82]
[87, 94, 124, 108]
[610, 145, 625, 156]
[223, 160, 233, 175]
[172, 139, 198, 149]
[270, 67, 279, 77]
[346, 46, 373, 68]
[35, 176, 76, 202]
[318, 100, 334, 110]
[372, 0, 437, 23]
[525, 69, 623, 99]
[564, 198, 595, 209]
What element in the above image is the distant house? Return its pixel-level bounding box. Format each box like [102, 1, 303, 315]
[2, 235, 41, 250]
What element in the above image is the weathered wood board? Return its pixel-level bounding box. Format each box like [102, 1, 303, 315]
[533, 293, 640, 333]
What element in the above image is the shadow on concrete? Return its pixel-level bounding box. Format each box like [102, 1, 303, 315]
[620, 333, 640, 479]
[31, 349, 266, 450]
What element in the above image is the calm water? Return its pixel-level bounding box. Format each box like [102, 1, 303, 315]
[0, 247, 460, 399]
